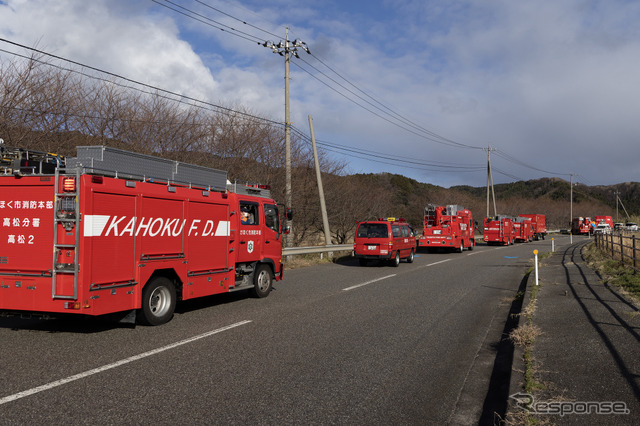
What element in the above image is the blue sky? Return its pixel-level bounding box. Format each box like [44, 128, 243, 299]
[1, 0, 640, 188]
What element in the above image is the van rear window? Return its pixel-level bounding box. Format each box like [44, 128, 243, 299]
[357, 223, 388, 238]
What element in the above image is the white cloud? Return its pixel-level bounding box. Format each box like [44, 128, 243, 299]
[0, 0, 219, 100]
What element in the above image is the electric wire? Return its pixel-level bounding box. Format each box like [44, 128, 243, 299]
[151, 1, 581, 182]
[0, 38, 281, 128]
[305, 52, 482, 151]
[300, 139, 485, 173]
[193, 0, 282, 39]
[289, 125, 485, 173]
[291, 60, 474, 150]
[297, 56, 479, 150]
[151, 0, 264, 44]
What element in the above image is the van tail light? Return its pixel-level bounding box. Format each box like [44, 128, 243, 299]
[388, 242, 393, 249]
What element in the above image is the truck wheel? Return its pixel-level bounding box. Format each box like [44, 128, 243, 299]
[407, 249, 414, 263]
[468, 240, 474, 251]
[457, 242, 464, 253]
[250, 264, 272, 298]
[137, 277, 176, 326]
[390, 252, 400, 267]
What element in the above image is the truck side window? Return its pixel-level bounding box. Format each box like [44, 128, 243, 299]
[240, 202, 259, 225]
[264, 204, 279, 232]
[401, 226, 409, 238]
[392, 225, 401, 238]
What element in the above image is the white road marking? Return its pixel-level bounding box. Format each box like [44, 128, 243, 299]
[425, 259, 453, 267]
[0, 320, 252, 406]
[343, 274, 396, 291]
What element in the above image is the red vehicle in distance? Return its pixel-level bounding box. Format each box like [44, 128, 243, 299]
[518, 214, 547, 240]
[483, 215, 515, 246]
[353, 218, 416, 267]
[418, 204, 475, 253]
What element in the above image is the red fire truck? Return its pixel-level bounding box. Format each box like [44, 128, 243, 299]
[571, 217, 593, 235]
[483, 215, 514, 245]
[0, 145, 287, 325]
[594, 215, 614, 229]
[518, 214, 547, 240]
[513, 217, 534, 243]
[418, 204, 475, 252]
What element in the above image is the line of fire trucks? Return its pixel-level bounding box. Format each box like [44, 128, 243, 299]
[417, 205, 547, 249]
[1, 143, 598, 326]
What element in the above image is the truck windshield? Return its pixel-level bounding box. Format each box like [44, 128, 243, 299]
[357, 223, 388, 238]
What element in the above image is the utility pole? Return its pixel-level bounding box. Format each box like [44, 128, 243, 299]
[262, 28, 310, 247]
[614, 190, 620, 222]
[308, 115, 331, 247]
[485, 145, 497, 218]
[570, 173, 574, 227]
[570, 173, 574, 243]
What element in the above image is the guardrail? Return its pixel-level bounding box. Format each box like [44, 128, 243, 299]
[283, 244, 353, 256]
[594, 232, 640, 273]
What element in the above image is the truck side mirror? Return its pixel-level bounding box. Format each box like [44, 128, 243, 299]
[283, 225, 291, 234]
[286, 208, 293, 221]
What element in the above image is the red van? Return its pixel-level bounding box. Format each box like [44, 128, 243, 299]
[353, 218, 417, 266]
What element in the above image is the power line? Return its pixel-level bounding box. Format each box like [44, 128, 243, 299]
[305, 52, 482, 151]
[289, 126, 485, 173]
[150, 0, 264, 44]
[152, 0, 483, 151]
[0, 38, 281, 128]
[291, 60, 476, 150]
[493, 148, 570, 177]
[153, 2, 582, 183]
[192, 0, 282, 39]
[297, 56, 480, 150]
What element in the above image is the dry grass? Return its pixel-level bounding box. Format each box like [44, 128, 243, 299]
[509, 323, 542, 348]
[283, 252, 352, 269]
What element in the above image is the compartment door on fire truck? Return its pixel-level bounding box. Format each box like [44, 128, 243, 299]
[186, 200, 229, 274]
[237, 201, 262, 262]
[85, 192, 136, 286]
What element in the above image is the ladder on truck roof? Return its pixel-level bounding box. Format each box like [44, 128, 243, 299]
[51, 167, 80, 300]
[67, 146, 228, 192]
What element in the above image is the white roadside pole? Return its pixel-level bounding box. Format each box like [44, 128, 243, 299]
[552, 238, 555, 252]
[534, 249, 539, 286]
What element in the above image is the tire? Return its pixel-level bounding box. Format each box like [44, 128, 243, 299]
[250, 264, 273, 298]
[407, 249, 414, 263]
[359, 258, 367, 266]
[390, 251, 400, 267]
[457, 242, 464, 253]
[468, 240, 474, 251]
[137, 277, 176, 326]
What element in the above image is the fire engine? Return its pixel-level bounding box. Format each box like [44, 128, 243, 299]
[571, 217, 593, 235]
[594, 215, 614, 229]
[513, 217, 534, 243]
[518, 214, 546, 240]
[0, 145, 287, 325]
[418, 204, 475, 252]
[483, 215, 514, 245]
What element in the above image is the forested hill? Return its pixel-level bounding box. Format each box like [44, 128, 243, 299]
[451, 178, 640, 221]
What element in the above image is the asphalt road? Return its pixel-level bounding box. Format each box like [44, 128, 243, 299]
[0, 237, 569, 425]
